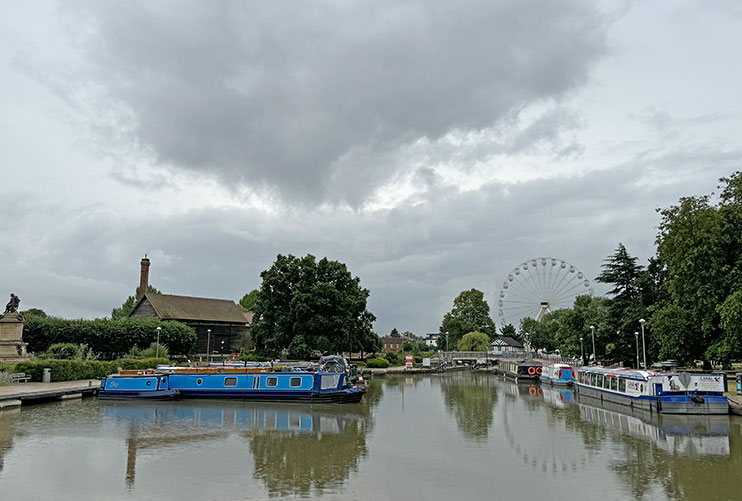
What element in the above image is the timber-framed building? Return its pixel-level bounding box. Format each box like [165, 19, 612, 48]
[128, 257, 251, 355]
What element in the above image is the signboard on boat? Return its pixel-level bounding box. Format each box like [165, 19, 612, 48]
[660, 374, 724, 392]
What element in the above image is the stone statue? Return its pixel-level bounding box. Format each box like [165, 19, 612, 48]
[4, 293, 20, 314]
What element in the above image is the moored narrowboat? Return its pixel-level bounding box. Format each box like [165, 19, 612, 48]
[575, 366, 728, 415]
[498, 359, 542, 381]
[99, 370, 364, 403]
[540, 363, 576, 386]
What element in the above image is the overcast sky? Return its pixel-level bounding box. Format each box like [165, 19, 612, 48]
[1, 1, 740, 336]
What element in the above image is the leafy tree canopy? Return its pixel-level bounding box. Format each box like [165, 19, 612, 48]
[650, 171, 742, 366]
[499, 323, 518, 342]
[457, 331, 491, 351]
[239, 289, 261, 312]
[251, 254, 380, 358]
[440, 288, 496, 350]
[21, 308, 47, 319]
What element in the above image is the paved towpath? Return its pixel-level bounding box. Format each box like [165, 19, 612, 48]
[0, 379, 99, 407]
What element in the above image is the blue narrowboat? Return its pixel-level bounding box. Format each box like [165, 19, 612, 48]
[575, 366, 728, 415]
[100, 370, 364, 403]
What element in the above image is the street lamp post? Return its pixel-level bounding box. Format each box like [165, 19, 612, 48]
[590, 325, 596, 365]
[639, 318, 647, 369]
[634, 332, 640, 369]
[579, 336, 584, 366]
[206, 329, 211, 364]
[156, 326, 161, 358]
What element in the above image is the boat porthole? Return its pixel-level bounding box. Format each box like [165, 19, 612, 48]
[197, 378, 203, 386]
[146, 381, 152, 386]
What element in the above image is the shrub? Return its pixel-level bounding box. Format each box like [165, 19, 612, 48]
[237, 352, 271, 362]
[413, 355, 423, 364]
[39, 343, 85, 360]
[384, 351, 401, 366]
[22, 317, 197, 359]
[366, 357, 390, 368]
[140, 342, 169, 359]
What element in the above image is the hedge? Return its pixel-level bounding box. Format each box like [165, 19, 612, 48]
[11, 357, 172, 382]
[366, 357, 390, 368]
[22, 317, 197, 359]
[13, 360, 118, 382]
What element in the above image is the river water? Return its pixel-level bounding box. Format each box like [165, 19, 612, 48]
[0, 372, 740, 500]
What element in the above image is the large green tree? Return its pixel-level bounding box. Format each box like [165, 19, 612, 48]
[651, 172, 742, 367]
[439, 288, 496, 350]
[596, 243, 651, 366]
[250, 254, 380, 358]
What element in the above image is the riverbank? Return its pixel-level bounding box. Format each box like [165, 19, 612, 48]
[361, 365, 472, 376]
[0, 379, 99, 409]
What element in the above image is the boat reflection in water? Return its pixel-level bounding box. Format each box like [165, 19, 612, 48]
[541, 385, 575, 408]
[577, 397, 731, 456]
[101, 400, 370, 493]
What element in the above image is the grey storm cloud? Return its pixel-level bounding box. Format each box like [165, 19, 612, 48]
[49, 0, 611, 204]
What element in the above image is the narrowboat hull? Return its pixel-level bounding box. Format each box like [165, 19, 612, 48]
[539, 375, 574, 386]
[99, 389, 180, 400]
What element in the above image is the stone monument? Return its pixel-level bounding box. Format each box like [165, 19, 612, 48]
[0, 293, 29, 362]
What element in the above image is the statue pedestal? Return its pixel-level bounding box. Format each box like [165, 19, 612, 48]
[0, 313, 28, 362]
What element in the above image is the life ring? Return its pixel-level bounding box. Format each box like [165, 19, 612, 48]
[528, 367, 536, 375]
[529, 387, 537, 396]
[536, 367, 542, 375]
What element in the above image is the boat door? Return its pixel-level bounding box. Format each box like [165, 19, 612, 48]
[158, 375, 169, 390]
[654, 383, 663, 396]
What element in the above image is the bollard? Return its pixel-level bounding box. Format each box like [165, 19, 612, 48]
[736, 373, 742, 396]
[42, 368, 51, 383]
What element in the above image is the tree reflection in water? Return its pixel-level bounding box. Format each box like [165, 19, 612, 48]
[247, 379, 382, 497]
[440, 372, 497, 440]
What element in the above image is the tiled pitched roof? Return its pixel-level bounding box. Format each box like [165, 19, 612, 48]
[141, 292, 248, 323]
[493, 336, 524, 348]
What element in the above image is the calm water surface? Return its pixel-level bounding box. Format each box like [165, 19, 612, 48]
[1, 372, 740, 500]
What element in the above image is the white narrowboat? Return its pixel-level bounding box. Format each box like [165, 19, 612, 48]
[575, 366, 728, 415]
[540, 363, 576, 386]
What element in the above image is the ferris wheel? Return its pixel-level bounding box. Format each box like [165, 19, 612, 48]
[497, 257, 593, 328]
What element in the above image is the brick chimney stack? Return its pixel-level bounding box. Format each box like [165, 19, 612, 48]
[138, 255, 150, 299]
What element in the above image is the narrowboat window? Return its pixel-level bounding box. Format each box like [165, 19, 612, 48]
[266, 377, 278, 387]
[224, 377, 238, 387]
[146, 380, 152, 386]
[611, 378, 618, 391]
[289, 377, 302, 387]
[196, 378, 203, 386]
[640, 384, 644, 393]
[321, 374, 341, 390]
[619, 378, 626, 392]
